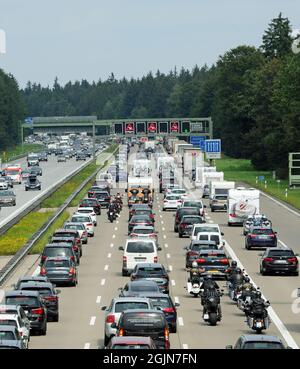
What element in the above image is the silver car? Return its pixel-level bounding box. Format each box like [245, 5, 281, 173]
[63, 222, 88, 244]
[101, 297, 153, 346]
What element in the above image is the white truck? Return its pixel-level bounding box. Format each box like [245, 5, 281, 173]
[195, 167, 216, 188]
[227, 187, 260, 226]
[144, 141, 155, 152]
[133, 159, 151, 177]
[209, 181, 235, 198]
[157, 156, 174, 170]
[182, 148, 204, 176]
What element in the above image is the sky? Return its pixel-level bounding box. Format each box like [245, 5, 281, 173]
[0, 0, 299, 88]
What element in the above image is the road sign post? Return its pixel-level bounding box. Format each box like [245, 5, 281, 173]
[205, 139, 221, 165]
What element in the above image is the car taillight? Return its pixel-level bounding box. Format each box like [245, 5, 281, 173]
[130, 233, 137, 237]
[69, 267, 76, 275]
[219, 258, 229, 265]
[164, 327, 169, 340]
[31, 308, 44, 315]
[76, 238, 81, 244]
[87, 223, 93, 227]
[123, 256, 127, 265]
[79, 204, 84, 207]
[163, 308, 175, 313]
[44, 296, 58, 301]
[188, 251, 199, 256]
[263, 258, 274, 262]
[288, 257, 298, 263]
[40, 267, 46, 275]
[197, 258, 206, 263]
[119, 328, 124, 336]
[71, 256, 75, 261]
[230, 213, 237, 218]
[250, 235, 257, 238]
[149, 234, 156, 238]
[154, 256, 158, 263]
[180, 223, 187, 228]
[106, 315, 115, 324]
[73, 245, 79, 252]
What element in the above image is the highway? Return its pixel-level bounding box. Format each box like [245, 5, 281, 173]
[1, 145, 300, 349]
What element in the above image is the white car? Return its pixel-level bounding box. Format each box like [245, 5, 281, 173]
[71, 214, 95, 237]
[181, 199, 206, 218]
[196, 231, 225, 248]
[169, 188, 188, 200]
[191, 223, 224, 241]
[0, 178, 8, 190]
[119, 239, 158, 276]
[75, 207, 97, 226]
[163, 194, 182, 211]
[0, 313, 30, 348]
[164, 184, 180, 196]
[63, 222, 88, 244]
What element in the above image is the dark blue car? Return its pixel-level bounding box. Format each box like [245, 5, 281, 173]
[245, 227, 277, 250]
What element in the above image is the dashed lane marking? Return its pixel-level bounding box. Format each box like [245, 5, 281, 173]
[182, 344, 188, 349]
[104, 265, 109, 271]
[101, 279, 106, 286]
[96, 296, 101, 304]
[90, 316, 96, 326]
[171, 280, 176, 286]
[84, 343, 90, 349]
[107, 253, 112, 258]
[178, 317, 184, 326]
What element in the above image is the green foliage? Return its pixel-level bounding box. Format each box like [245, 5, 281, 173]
[0, 143, 44, 162]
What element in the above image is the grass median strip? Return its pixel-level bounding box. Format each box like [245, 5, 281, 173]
[216, 157, 300, 210]
[1, 143, 44, 163]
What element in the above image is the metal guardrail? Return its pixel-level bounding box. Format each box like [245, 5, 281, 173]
[0, 148, 118, 286]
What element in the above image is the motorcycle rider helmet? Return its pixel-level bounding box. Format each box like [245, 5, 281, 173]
[244, 276, 250, 283]
[192, 261, 198, 268]
[206, 275, 213, 280]
[256, 291, 262, 298]
[235, 268, 242, 274]
[231, 261, 237, 267]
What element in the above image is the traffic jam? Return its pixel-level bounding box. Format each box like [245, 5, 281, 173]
[0, 137, 297, 349]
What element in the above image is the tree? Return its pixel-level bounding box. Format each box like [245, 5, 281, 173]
[261, 13, 292, 58]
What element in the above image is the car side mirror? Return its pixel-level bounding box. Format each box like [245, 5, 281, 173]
[158, 247, 162, 251]
[226, 345, 233, 349]
[175, 302, 180, 307]
[258, 253, 263, 256]
[56, 289, 61, 295]
[125, 189, 127, 193]
[203, 205, 207, 208]
[101, 306, 107, 311]
[119, 246, 124, 251]
[221, 232, 224, 236]
[274, 232, 277, 234]
[118, 287, 122, 291]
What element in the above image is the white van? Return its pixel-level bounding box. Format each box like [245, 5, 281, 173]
[196, 232, 225, 248]
[191, 223, 224, 241]
[228, 187, 260, 226]
[119, 239, 158, 276]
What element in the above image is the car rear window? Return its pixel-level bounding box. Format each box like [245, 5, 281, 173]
[44, 248, 72, 257]
[126, 242, 155, 253]
[268, 250, 294, 257]
[131, 284, 158, 292]
[0, 331, 15, 340]
[20, 287, 52, 295]
[0, 320, 17, 328]
[182, 217, 202, 224]
[131, 215, 151, 222]
[166, 196, 181, 200]
[54, 232, 76, 238]
[132, 228, 154, 235]
[6, 296, 39, 307]
[214, 195, 228, 200]
[115, 302, 149, 313]
[45, 260, 70, 268]
[194, 226, 219, 234]
[137, 267, 163, 275]
[65, 224, 84, 231]
[77, 209, 93, 214]
[172, 190, 186, 194]
[243, 342, 284, 349]
[191, 244, 218, 251]
[71, 216, 90, 223]
[200, 252, 226, 258]
[252, 229, 274, 235]
[183, 202, 201, 207]
[112, 344, 150, 349]
[148, 297, 172, 309]
[122, 312, 165, 329]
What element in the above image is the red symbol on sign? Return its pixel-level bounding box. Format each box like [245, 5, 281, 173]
[125, 122, 134, 133]
[148, 122, 157, 133]
[170, 121, 179, 132]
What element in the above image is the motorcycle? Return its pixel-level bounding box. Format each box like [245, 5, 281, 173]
[246, 313, 270, 334]
[186, 275, 201, 297]
[108, 211, 115, 223]
[202, 290, 223, 326]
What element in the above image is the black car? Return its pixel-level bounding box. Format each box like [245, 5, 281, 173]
[25, 175, 41, 191]
[174, 207, 202, 232]
[128, 215, 154, 235]
[0, 190, 16, 206]
[14, 276, 50, 290]
[41, 243, 77, 265]
[40, 257, 78, 287]
[140, 293, 179, 333]
[50, 236, 81, 263]
[131, 263, 170, 294]
[119, 280, 160, 297]
[79, 198, 101, 215]
[184, 240, 218, 268]
[88, 190, 110, 208]
[4, 291, 47, 335]
[17, 282, 60, 322]
[259, 247, 299, 276]
[245, 227, 277, 249]
[38, 152, 48, 162]
[178, 215, 204, 238]
[29, 166, 42, 176]
[76, 152, 86, 161]
[114, 309, 170, 349]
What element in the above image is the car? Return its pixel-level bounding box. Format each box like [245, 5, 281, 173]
[0, 190, 16, 206]
[0, 178, 8, 190]
[180, 199, 206, 217]
[114, 309, 170, 349]
[90, 183, 111, 195]
[41, 243, 78, 265]
[130, 263, 170, 294]
[25, 175, 41, 191]
[14, 275, 50, 290]
[50, 236, 81, 263]
[70, 214, 95, 237]
[74, 207, 97, 226]
[191, 223, 223, 241]
[259, 247, 299, 276]
[18, 282, 60, 322]
[52, 229, 83, 256]
[57, 155, 67, 163]
[4, 291, 47, 335]
[174, 207, 201, 232]
[128, 215, 154, 235]
[0, 339, 26, 349]
[129, 225, 159, 246]
[79, 198, 101, 215]
[202, 184, 210, 198]
[210, 194, 228, 212]
[29, 166, 42, 176]
[162, 183, 179, 196]
[132, 208, 155, 222]
[40, 257, 78, 287]
[88, 190, 111, 208]
[163, 194, 183, 211]
[101, 297, 153, 345]
[119, 280, 160, 297]
[0, 325, 26, 349]
[0, 314, 30, 348]
[243, 215, 272, 236]
[0, 305, 30, 334]
[119, 239, 159, 276]
[140, 293, 179, 333]
[21, 169, 30, 181]
[76, 152, 86, 161]
[3, 176, 14, 189]
[196, 231, 225, 248]
[105, 336, 157, 349]
[226, 334, 291, 349]
[167, 188, 188, 200]
[196, 249, 230, 279]
[245, 227, 277, 250]
[27, 153, 39, 166]
[63, 222, 88, 244]
[38, 152, 48, 162]
[128, 204, 151, 219]
[184, 240, 219, 268]
[178, 215, 205, 238]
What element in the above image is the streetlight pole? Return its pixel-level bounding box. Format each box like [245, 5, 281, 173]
[93, 120, 96, 161]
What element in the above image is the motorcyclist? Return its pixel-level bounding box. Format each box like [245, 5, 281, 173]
[202, 284, 222, 320]
[245, 290, 270, 322]
[186, 261, 205, 284]
[228, 267, 245, 286]
[225, 260, 238, 279]
[200, 275, 220, 293]
[239, 276, 256, 302]
[107, 202, 116, 218]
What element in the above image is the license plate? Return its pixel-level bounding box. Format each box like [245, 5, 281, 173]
[258, 236, 268, 239]
[203, 314, 209, 320]
[135, 258, 146, 261]
[208, 270, 219, 274]
[256, 321, 262, 328]
[275, 260, 287, 264]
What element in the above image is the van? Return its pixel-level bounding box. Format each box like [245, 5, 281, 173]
[119, 239, 158, 276]
[191, 223, 224, 241]
[196, 231, 225, 247]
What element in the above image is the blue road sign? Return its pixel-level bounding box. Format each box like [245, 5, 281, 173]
[190, 136, 206, 149]
[205, 139, 221, 159]
[25, 117, 33, 124]
[258, 175, 265, 181]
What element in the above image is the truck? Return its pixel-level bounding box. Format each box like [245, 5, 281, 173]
[157, 156, 174, 171]
[209, 181, 235, 198]
[144, 141, 155, 153]
[3, 164, 22, 184]
[132, 159, 151, 177]
[195, 167, 216, 188]
[227, 187, 260, 226]
[127, 176, 154, 207]
[182, 148, 204, 177]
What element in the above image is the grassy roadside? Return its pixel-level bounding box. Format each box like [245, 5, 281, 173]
[0, 143, 44, 163]
[104, 143, 118, 153]
[216, 157, 300, 210]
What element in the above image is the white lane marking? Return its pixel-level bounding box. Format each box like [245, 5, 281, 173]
[164, 243, 168, 248]
[171, 279, 176, 286]
[112, 234, 116, 239]
[224, 239, 299, 349]
[182, 344, 189, 349]
[178, 317, 184, 326]
[278, 239, 289, 249]
[208, 220, 214, 223]
[167, 253, 171, 259]
[84, 343, 90, 349]
[206, 216, 211, 220]
[32, 266, 40, 276]
[90, 316, 96, 326]
[110, 243, 114, 248]
[159, 210, 162, 213]
[160, 215, 163, 218]
[163, 235, 166, 239]
[101, 279, 106, 286]
[161, 221, 164, 225]
[104, 265, 109, 271]
[96, 296, 101, 304]
[169, 265, 173, 271]
[116, 220, 119, 224]
[174, 297, 180, 304]
[107, 253, 112, 258]
[114, 227, 118, 231]
[261, 191, 300, 218]
[162, 227, 165, 231]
